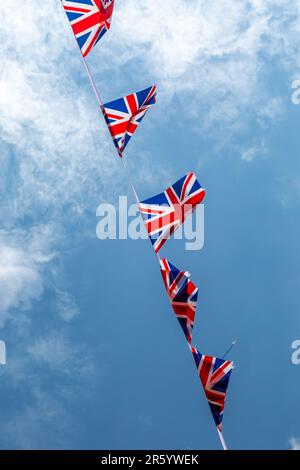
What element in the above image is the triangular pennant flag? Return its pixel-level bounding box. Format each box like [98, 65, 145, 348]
[102, 85, 157, 157]
[191, 347, 234, 431]
[62, 0, 115, 57]
[160, 258, 198, 344]
[139, 173, 205, 253]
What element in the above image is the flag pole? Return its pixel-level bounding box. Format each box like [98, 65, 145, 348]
[217, 428, 228, 451]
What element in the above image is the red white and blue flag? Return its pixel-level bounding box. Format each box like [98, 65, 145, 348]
[139, 173, 205, 253]
[160, 258, 198, 344]
[192, 347, 233, 431]
[102, 85, 157, 157]
[62, 0, 115, 57]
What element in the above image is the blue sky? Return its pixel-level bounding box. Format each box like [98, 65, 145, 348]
[0, 0, 300, 450]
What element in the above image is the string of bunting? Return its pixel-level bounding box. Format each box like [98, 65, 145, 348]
[61, 0, 234, 450]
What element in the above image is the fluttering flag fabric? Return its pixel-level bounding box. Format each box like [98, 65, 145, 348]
[160, 258, 198, 344]
[192, 347, 233, 431]
[102, 85, 157, 157]
[62, 0, 115, 57]
[139, 173, 205, 253]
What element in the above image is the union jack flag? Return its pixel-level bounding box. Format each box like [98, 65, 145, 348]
[102, 85, 157, 157]
[139, 173, 205, 253]
[160, 258, 198, 344]
[62, 0, 115, 57]
[192, 347, 234, 430]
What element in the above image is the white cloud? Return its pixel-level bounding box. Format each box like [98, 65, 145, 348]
[55, 289, 79, 322]
[93, 0, 300, 130]
[0, 0, 124, 326]
[27, 331, 93, 375]
[0, 228, 55, 327]
[0, 0, 173, 328]
[2, 329, 95, 448]
[1, 0, 299, 216]
[0, 0, 123, 222]
[0, 245, 42, 316]
[241, 139, 267, 162]
[0, 0, 299, 325]
[4, 386, 71, 449]
[0, 0, 299, 449]
[1, 0, 297, 207]
[256, 97, 286, 129]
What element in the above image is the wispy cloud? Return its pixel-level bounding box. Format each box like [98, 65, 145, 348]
[27, 330, 93, 376]
[0, 0, 298, 328]
[290, 437, 300, 450]
[0, 0, 178, 332]
[92, 0, 299, 132]
[0, 0, 123, 329]
[55, 289, 79, 322]
[0, 0, 298, 450]
[0, 1, 127, 221]
[1, 328, 95, 449]
[241, 139, 267, 162]
[0, 227, 55, 327]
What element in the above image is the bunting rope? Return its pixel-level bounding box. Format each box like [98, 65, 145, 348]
[61, 0, 235, 451]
